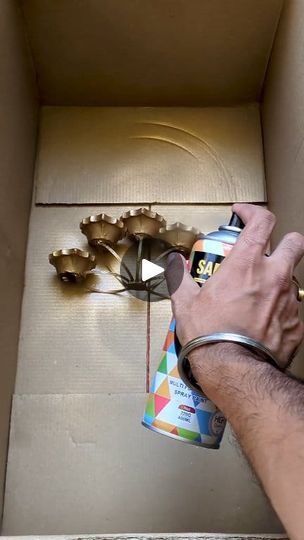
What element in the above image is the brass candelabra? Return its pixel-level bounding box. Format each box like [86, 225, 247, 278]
[49, 208, 200, 300]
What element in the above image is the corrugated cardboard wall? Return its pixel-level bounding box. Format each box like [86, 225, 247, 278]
[0, 0, 38, 523]
[262, 0, 304, 378]
[34, 106, 266, 205]
[20, 0, 283, 106]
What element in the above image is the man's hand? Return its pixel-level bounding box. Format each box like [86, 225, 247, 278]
[166, 203, 304, 369]
[165, 204, 304, 540]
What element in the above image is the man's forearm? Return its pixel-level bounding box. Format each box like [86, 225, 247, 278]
[189, 344, 304, 540]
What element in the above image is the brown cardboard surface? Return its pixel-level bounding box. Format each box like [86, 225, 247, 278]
[262, 0, 304, 378]
[0, 0, 38, 522]
[35, 106, 266, 205]
[2, 1, 300, 535]
[20, 0, 282, 106]
[149, 205, 232, 377]
[2, 394, 282, 535]
[15, 206, 147, 395]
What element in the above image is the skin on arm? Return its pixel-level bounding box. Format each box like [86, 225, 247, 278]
[165, 204, 304, 540]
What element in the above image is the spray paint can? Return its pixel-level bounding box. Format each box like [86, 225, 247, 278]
[142, 213, 244, 448]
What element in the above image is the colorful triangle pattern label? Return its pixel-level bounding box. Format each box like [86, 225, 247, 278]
[156, 377, 170, 399]
[157, 352, 167, 374]
[169, 365, 179, 378]
[143, 307, 227, 447]
[164, 331, 174, 351]
[154, 394, 170, 416]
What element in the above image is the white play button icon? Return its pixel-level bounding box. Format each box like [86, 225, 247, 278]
[141, 259, 164, 282]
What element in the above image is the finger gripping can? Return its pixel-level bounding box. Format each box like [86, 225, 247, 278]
[142, 213, 244, 449]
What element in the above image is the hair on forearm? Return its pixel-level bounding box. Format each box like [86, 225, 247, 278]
[258, 364, 304, 420]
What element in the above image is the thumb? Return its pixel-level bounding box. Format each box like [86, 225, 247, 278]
[165, 252, 199, 305]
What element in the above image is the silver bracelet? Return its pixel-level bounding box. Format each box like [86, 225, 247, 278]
[178, 332, 280, 395]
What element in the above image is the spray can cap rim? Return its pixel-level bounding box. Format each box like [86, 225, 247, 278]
[218, 212, 244, 233]
[228, 212, 245, 229]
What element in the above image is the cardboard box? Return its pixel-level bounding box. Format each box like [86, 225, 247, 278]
[1, 0, 303, 537]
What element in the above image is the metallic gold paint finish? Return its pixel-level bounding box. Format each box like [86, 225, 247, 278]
[80, 213, 125, 247]
[121, 208, 166, 238]
[49, 248, 96, 282]
[158, 222, 201, 253]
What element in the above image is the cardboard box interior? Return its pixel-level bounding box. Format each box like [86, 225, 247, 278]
[1, 0, 304, 537]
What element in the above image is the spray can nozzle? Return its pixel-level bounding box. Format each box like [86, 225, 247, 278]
[228, 212, 245, 230]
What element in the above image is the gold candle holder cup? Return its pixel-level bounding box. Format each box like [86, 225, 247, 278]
[80, 213, 125, 247]
[49, 248, 96, 282]
[158, 222, 201, 253]
[121, 208, 166, 238]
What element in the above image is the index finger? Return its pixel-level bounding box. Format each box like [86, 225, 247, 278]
[165, 252, 199, 303]
[231, 204, 276, 257]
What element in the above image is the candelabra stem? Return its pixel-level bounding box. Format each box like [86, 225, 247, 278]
[154, 246, 184, 262]
[135, 236, 144, 281]
[98, 242, 134, 281]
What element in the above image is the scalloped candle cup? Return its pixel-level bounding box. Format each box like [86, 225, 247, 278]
[49, 248, 96, 282]
[158, 222, 201, 253]
[80, 213, 125, 246]
[121, 208, 166, 238]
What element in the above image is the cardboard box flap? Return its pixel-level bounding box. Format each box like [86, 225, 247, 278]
[35, 106, 266, 204]
[21, 0, 282, 106]
[3, 394, 283, 535]
[16, 206, 147, 395]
